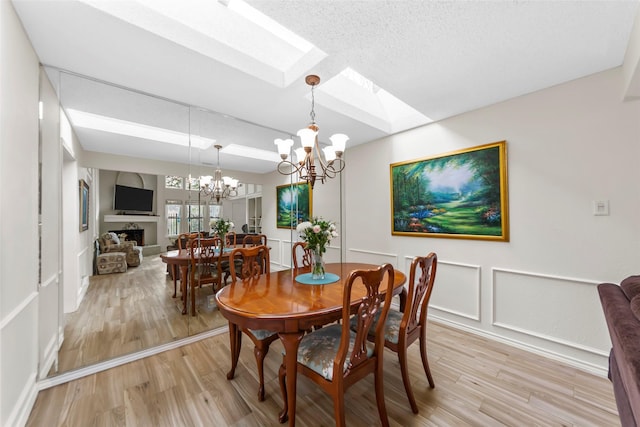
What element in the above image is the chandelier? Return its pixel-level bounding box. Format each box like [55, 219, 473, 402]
[199, 144, 239, 203]
[275, 75, 348, 188]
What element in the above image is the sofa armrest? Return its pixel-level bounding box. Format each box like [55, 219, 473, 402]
[598, 283, 640, 426]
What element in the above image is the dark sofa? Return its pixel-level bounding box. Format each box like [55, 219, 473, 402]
[598, 276, 640, 426]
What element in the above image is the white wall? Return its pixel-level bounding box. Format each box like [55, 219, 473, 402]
[37, 68, 62, 381]
[345, 68, 640, 375]
[0, 1, 40, 425]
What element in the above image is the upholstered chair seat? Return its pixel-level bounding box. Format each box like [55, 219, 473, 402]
[350, 309, 403, 344]
[296, 323, 374, 381]
[248, 328, 277, 341]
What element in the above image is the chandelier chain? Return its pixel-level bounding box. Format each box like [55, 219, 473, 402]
[310, 83, 316, 123]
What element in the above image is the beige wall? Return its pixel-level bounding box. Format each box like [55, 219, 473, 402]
[345, 67, 640, 375]
[0, 0, 40, 425]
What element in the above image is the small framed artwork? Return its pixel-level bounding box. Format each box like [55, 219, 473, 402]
[276, 182, 312, 229]
[390, 140, 509, 241]
[79, 179, 89, 232]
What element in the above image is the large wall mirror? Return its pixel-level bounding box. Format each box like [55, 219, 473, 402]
[41, 70, 298, 379]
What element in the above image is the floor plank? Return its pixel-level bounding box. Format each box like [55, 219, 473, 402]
[28, 321, 620, 426]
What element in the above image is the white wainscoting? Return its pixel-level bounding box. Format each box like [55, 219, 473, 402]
[266, 237, 283, 267]
[491, 268, 610, 357]
[347, 248, 399, 267]
[429, 260, 481, 321]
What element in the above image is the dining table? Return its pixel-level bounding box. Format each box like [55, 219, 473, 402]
[215, 262, 407, 426]
[160, 245, 236, 315]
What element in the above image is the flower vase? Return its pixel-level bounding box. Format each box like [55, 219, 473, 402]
[311, 248, 326, 280]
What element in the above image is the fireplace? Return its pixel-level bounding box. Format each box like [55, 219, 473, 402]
[110, 229, 144, 246]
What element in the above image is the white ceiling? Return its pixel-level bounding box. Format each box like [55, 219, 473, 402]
[11, 0, 640, 174]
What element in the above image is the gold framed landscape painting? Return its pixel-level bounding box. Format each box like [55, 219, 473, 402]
[276, 182, 312, 229]
[390, 141, 509, 241]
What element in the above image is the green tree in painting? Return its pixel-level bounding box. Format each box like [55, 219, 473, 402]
[392, 144, 505, 237]
[277, 183, 311, 228]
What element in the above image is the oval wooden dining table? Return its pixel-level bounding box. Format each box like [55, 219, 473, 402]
[215, 262, 407, 426]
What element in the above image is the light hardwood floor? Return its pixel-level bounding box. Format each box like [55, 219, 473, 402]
[51, 254, 228, 375]
[30, 319, 619, 426]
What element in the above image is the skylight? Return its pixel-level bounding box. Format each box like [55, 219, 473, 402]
[66, 109, 215, 150]
[79, 0, 326, 87]
[221, 143, 281, 163]
[314, 68, 432, 133]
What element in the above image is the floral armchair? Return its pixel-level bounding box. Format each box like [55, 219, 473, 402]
[97, 232, 143, 267]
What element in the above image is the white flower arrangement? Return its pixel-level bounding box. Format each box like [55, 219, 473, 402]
[210, 218, 234, 236]
[296, 217, 338, 254]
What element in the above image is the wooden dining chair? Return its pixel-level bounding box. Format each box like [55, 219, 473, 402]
[242, 234, 267, 247]
[292, 241, 312, 269]
[168, 232, 204, 295]
[278, 263, 396, 426]
[187, 237, 223, 315]
[226, 245, 278, 401]
[177, 232, 203, 250]
[224, 231, 236, 246]
[363, 252, 438, 414]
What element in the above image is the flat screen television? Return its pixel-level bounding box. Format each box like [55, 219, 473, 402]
[114, 184, 154, 213]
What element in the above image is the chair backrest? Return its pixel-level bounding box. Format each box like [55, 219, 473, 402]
[228, 245, 270, 282]
[188, 237, 222, 287]
[178, 232, 203, 250]
[403, 252, 437, 334]
[292, 241, 312, 269]
[337, 263, 395, 380]
[225, 231, 236, 246]
[242, 234, 267, 247]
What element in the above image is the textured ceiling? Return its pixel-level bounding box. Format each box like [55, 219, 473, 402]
[11, 0, 640, 174]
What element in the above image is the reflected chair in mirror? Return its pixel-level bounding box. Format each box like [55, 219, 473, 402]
[187, 237, 223, 316]
[292, 241, 312, 269]
[362, 252, 437, 414]
[278, 263, 396, 426]
[226, 245, 278, 401]
[178, 232, 204, 250]
[242, 234, 267, 247]
[225, 231, 236, 246]
[167, 232, 204, 296]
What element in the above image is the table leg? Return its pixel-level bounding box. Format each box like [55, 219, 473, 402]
[171, 265, 178, 298]
[180, 265, 189, 315]
[226, 322, 242, 380]
[278, 332, 304, 426]
[191, 271, 196, 316]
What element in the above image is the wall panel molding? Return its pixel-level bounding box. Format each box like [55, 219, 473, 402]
[347, 248, 398, 267]
[491, 268, 608, 358]
[0, 291, 38, 330]
[39, 274, 58, 289]
[429, 260, 481, 321]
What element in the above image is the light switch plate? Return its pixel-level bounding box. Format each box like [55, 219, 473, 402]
[593, 200, 609, 216]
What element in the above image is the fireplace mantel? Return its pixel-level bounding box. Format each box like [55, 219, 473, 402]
[104, 215, 160, 223]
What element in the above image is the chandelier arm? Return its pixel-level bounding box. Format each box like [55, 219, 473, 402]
[277, 159, 303, 176]
[327, 158, 346, 174]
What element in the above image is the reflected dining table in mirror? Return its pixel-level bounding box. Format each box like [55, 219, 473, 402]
[215, 262, 407, 426]
[161, 245, 235, 315]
